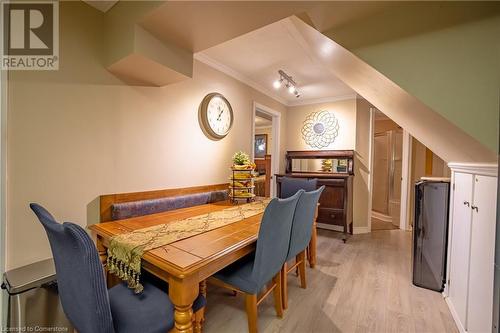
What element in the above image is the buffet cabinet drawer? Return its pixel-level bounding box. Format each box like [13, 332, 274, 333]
[317, 208, 344, 226]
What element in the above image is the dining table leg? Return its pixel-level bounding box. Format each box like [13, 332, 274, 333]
[169, 275, 199, 333]
[95, 235, 113, 285]
[95, 235, 107, 269]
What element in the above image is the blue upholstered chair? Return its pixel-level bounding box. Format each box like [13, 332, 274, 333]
[209, 191, 303, 333]
[30, 203, 206, 333]
[280, 177, 318, 199]
[281, 186, 325, 309]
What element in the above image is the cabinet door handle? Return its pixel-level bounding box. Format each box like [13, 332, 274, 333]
[330, 214, 336, 219]
[471, 205, 478, 212]
[463, 201, 470, 207]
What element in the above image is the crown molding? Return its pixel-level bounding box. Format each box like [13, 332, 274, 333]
[194, 53, 288, 106]
[287, 93, 357, 107]
[448, 162, 498, 177]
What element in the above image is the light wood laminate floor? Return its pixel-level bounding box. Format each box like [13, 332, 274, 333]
[204, 229, 457, 333]
[371, 218, 398, 231]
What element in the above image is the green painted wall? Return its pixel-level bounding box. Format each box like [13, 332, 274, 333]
[325, 7, 500, 153]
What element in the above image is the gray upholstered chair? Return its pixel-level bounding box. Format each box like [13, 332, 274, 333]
[30, 203, 206, 333]
[281, 186, 325, 309]
[209, 191, 303, 333]
[280, 177, 318, 199]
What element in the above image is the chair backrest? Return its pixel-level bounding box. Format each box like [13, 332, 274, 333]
[280, 177, 318, 198]
[251, 191, 302, 288]
[30, 204, 115, 333]
[287, 186, 325, 260]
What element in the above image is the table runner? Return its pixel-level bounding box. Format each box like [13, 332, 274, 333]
[107, 198, 271, 293]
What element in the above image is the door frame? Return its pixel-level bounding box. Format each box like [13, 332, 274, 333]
[400, 130, 413, 230]
[252, 102, 280, 197]
[0, 68, 8, 327]
[367, 108, 375, 231]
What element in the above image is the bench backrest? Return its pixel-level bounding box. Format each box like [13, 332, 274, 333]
[99, 184, 228, 222]
[110, 190, 228, 220]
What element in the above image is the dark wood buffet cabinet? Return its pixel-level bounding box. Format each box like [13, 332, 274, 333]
[276, 150, 354, 236]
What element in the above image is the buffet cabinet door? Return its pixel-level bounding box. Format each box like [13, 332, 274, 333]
[316, 179, 346, 227]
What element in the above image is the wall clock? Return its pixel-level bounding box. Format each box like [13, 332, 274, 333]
[199, 93, 234, 140]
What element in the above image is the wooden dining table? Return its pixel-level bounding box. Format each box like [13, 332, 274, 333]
[89, 199, 317, 333]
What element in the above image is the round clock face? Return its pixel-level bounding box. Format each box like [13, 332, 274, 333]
[199, 93, 234, 140]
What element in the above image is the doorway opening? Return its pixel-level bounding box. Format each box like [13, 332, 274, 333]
[371, 111, 403, 231]
[369, 110, 451, 232]
[252, 102, 280, 198]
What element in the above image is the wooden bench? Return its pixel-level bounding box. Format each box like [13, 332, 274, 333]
[99, 183, 228, 222]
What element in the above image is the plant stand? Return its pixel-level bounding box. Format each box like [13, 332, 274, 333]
[229, 167, 256, 204]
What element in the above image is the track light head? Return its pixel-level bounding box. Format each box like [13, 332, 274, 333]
[274, 70, 301, 98]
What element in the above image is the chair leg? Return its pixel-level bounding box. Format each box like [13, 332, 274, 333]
[193, 309, 204, 333]
[194, 280, 207, 333]
[308, 220, 318, 268]
[295, 255, 300, 277]
[245, 294, 258, 333]
[281, 263, 288, 310]
[298, 251, 307, 289]
[273, 271, 283, 318]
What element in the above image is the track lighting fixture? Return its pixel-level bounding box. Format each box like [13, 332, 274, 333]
[273, 70, 300, 98]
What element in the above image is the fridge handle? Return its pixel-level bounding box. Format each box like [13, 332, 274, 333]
[415, 185, 422, 237]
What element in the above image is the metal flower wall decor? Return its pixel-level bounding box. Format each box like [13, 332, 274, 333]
[301, 110, 340, 149]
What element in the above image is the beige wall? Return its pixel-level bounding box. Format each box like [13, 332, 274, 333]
[6, 2, 286, 270]
[285, 98, 372, 231]
[285, 99, 356, 151]
[353, 98, 372, 230]
[409, 138, 451, 226]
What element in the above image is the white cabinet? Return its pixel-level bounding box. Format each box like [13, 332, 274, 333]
[446, 163, 498, 333]
[467, 175, 497, 332]
[448, 172, 473, 326]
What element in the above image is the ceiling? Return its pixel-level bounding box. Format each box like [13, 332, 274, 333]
[82, 0, 118, 13]
[199, 18, 356, 105]
[140, 2, 308, 53]
[139, 2, 394, 53]
[255, 115, 272, 128]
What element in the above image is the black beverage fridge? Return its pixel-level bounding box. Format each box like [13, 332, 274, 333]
[413, 178, 450, 292]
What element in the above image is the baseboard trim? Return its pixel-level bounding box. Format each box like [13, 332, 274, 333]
[353, 226, 370, 234]
[316, 223, 343, 232]
[445, 297, 466, 333]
